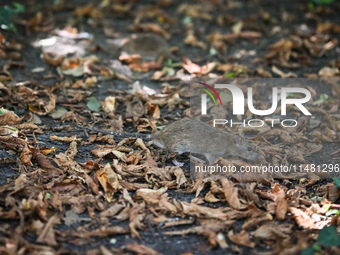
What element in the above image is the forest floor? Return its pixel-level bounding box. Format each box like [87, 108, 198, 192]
[0, 0, 340, 254]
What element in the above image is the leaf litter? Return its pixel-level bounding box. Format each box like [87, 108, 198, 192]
[0, 0, 340, 254]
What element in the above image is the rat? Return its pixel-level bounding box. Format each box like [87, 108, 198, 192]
[74, 118, 259, 163]
[122, 33, 173, 62]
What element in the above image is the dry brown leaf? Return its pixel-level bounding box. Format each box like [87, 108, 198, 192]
[29, 92, 56, 116]
[179, 201, 228, 220]
[228, 230, 255, 248]
[0, 108, 25, 125]
[221, 178, 248, 210]
[290, 207, 330, 230]
[95, 163, 120, 202]
[54, 141, 84, 174]
[0, 135, 33, 166]
[50, 135, 82, 143]
[204, 191, 220, 203]
[318, 66, 340, 77]
[73, 3, 101, 18]
[272, 184, 288, 220]
[82, 226, 130, 238]
[327, 183, 340, 202]
[160, 218, 195, 228]
[129, 202, 145, 239]
[111, 150, 128, 162]
[34, 151, 61, 173]
[84, 173, 99, 195]
[256, 68, 272, 78]
[151, 70, 166, 80]
[42, 51, 63, 67]
[91, 147, 116, 158]
[184, 29, 207, 49]
[100, 203, 125, 218]
[136, 187, 167, 204]
[147, 102, 161, 119]
[103, 96, 117, 113]
[251, 222, 292, 242]
[173, 166, 187, 188]
[129, 61, 162, 72]
[165, 219, 234, 248]
[131, 23, 169, 39]
[182, 58, 217, 75]
[20, 144, 33, 166]
[36, 215, 59, 246]
[126, 243, 161, 255]
[119, 54, 141, 64]
[26, 11, 43, 30]
[134, 138, 150, 155]
[272, 65, 297, 78]
[238, 31, 262, 39]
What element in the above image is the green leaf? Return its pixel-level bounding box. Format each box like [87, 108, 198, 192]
[164, 67, 175, 76]
[308, 2, 315, 9]
[312, 243, 321, 252]
[182, 16, 192, 25]
[326, 209, 340, 217]
[319, 93, 330, 102]
[300, 247, 314, 255]
[209, 48, 217, 56]
[321, 204, 331, 211]
[317, 225, 340, 247]
[157, 125, 166, 130]
[0, 7, 14, 29]
[0, 3, 24, 32]
[165, 59, 173, 67]
[332, 177, 340, 188]
[12, 3, 25, 13]
[87, 96, 101, 112]
[225, 72, 235, 78]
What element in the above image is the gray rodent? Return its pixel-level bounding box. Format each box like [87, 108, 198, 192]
[75, 118, 259, 164]
[122, 33, 173, 62]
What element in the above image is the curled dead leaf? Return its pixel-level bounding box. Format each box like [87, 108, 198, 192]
[290, 207, 330, 230]
[131, 24, 169, 39]
[42, 51, 63, 67]
[183, 58, 217, 75]
[95, 163, 120, 202]
[0, 108, 25, 125]
[318, 66, 340, 78]
[126, 243, 161, 255]
[103, 96, 117, 113]
[28, 92, 56, 116]
[129, 202, 145, 239]
[327, 183, 340, 202]
[272, 65, 297, 78]
[228, 230, 255, 248]
[221, 178, 248, 210]
[50, 135, 82, 143]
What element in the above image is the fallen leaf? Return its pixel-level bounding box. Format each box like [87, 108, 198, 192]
[228, 230, 255, 248]
[87, 96, 101, 112]
[95, 163, 120, 202]
[221, 178, 248, 210]
[126, 243, 161, 255]
[290, 207, 330, 230]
